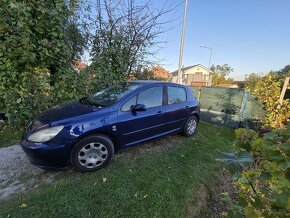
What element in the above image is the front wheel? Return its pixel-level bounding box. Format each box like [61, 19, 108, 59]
[70, 134, 114, 172]
[183, 116, 198, 137]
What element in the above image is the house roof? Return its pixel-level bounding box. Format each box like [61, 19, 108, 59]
[170, 64, 212, 75]
[151, 65, 172, 78]
[73, 60, 87, 70]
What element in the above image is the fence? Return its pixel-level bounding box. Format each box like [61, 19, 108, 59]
[190, 86, 265, 129]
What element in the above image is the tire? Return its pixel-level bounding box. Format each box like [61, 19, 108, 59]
[183, 116, 198, 137]
[70, 134, 115, 172]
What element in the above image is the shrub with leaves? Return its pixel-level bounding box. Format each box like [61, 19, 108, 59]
[250, 74, 290, 129]
[235, 128, 259, 152]
[218, 125, 290, 217]
[0, 0, 89, 126]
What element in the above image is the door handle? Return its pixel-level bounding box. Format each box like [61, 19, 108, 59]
[156, 111, 164, 116]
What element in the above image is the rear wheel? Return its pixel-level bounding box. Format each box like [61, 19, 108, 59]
[70, 134, 114, 172]
[183, 116, 198, 137]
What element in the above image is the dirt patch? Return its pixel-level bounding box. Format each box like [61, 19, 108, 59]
[186, 184, 209, 218]
[0, 145, 61, 199]
[202, 170, 236, 217]
[185, 171, 236, 218]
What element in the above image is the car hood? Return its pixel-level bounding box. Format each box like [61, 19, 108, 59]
[29, 100, 105, 132]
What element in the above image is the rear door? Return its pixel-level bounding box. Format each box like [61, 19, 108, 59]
[165, 85, 190, 132]
[117, 85, 167, 146]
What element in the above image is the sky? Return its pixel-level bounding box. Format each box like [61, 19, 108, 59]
[152, 0, 290, 80]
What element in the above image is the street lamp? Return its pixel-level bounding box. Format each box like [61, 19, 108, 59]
[200, 45, 213, 69]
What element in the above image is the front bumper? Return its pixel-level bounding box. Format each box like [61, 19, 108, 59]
[21, 140, 75, 169]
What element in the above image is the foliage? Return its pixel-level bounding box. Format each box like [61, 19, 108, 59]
[0, 0, 89, 126]
[211, 64, 234, 85]
[218, 125, 290, 217]
[132, 67, 169, 81]
[246, 65, 290, 93]
[89, 0, 171, 86]
[272, 65, 290, 85]
[235, 128, 259, 151]
[251, 74, 290, 129]
[0, 0, 174, 127]
[245, 73, 262, 93]
[245, 66, 290, 127]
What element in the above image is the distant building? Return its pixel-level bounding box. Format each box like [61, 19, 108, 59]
[73, 60, 87, 73]
[215, 84, 239, 88]
[171, 64, 213, 86]
[150, 65, 172, 81]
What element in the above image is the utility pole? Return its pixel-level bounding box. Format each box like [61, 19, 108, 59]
[177, 0, 188, 84]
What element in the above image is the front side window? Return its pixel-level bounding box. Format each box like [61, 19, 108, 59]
[121, 96, 137, 112]
[137, 86, 163, 108]
[168, 86, 186, 105]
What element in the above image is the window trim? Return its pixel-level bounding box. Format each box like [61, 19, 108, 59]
[167, 85, 187, 105]
[136, 85, 164, 109]
[121, 85, 165, 112]
[121, 95, 137, 112]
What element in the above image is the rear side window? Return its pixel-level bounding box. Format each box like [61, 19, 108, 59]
[137, 86, 163, 108]
[121, 96, 137, 111]
[168, 86, 186, 105]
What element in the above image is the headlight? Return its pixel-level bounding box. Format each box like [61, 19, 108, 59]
[28, 126, 64, 143]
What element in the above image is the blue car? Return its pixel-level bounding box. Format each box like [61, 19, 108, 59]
[21, 81, 200, 172]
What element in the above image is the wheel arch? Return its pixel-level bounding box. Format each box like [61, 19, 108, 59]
[191, 112, 200, 122]
[70, 130, 120, 153]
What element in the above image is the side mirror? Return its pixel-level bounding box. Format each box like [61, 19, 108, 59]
[131, 104, 146, 112]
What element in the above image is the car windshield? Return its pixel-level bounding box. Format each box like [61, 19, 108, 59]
[83, 82, 141, 107]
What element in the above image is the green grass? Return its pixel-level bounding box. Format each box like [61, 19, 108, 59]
[0, 124, 23, 148]
[0, 122, 234, 217]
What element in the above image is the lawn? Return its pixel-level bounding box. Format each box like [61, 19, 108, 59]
[0, 124, 23, 148]
[0, 122, 235, 217]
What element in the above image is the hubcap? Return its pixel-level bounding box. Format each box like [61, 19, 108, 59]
[187, 119, 197, 135]
[78, 143, 108, 168]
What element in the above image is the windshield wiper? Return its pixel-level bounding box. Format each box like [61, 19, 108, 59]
[79, 97, 105, 107]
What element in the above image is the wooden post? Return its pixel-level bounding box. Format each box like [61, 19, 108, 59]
[279, 77, 290, 104]
[197, 86, 201, 100]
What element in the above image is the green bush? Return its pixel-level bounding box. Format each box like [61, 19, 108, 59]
[0, 66, 91, 126]
[0, 0, 91, 127]
[218, 125, 290, 217]
[250, 74, 290, 129]
[235, 128, 259, 152]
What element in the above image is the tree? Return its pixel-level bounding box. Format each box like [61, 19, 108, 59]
[132, 66, 170, 81]
[245, 73, 262, 93]
[66, 0, 91, 62]
[0, 0, 89, 125]
[277, 65, 290, 75]
[88, 0, 173, 89]
[211, 64, 234, 85]
[252, 74, 289, 128]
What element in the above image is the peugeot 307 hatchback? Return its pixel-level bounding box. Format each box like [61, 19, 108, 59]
[21, 81, 200, 172]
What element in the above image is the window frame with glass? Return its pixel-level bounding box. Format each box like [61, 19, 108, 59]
[167, 85, 187, 105]
[121, 86, 164, 112]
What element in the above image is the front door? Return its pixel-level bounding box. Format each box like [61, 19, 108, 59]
[117, 86, 166, 146]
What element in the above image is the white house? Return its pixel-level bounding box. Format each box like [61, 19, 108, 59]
[171, 64, 213, 86]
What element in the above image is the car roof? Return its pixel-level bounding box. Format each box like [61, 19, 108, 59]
[129, 80, 185, 87]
